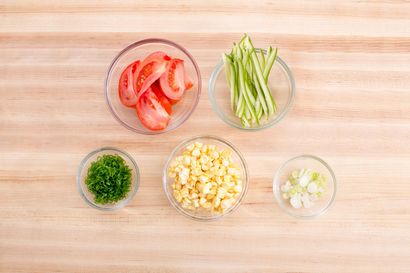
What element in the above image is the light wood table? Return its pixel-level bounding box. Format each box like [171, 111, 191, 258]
[1, 1, 410, 272]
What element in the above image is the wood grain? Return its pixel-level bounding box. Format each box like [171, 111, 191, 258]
[1, 1, 410, 272]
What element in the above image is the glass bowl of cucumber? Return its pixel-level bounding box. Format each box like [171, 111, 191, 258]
[208, 34, 295, 131]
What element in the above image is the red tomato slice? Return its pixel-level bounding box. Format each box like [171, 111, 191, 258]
[168, 98, 180, 105]
[159, 58, 186, 100]
[136, 87, 170, 131]
[184, 71, 194, 90]
[134, 51, 170, 97]
[118, 60, 140, 107]
[154, 80, 180, 105]
[151, 83, 172, 115]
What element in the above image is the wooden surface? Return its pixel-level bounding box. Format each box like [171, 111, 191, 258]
[1, 1, 410, 272]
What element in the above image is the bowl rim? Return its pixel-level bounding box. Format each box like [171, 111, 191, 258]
[104, 38, 202, 135]
[208, 50, 296, 131]
[76, 146, 140, 211]
[272, 154, 337, 219]
[162, 135, 249, 221]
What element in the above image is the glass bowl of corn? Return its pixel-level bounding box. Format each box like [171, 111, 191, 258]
[163, 135, 249, 221]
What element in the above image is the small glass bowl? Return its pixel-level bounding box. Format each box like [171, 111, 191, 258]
[77, 147, 140, 211]
[273, 155, 336, 218]
[208, 50, 295, 131]
[105, 38, 201, 135]
[162, 136, 249, 221]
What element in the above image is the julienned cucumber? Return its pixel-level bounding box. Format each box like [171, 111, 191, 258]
[223, 34, 278, 127]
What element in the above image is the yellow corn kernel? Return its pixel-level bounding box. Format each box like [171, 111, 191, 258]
[206, 194, 214, 200]
[213, 197, 221, 208]
[202, 201, 212, 209]
[202, 183, 212, 194]
[217, 188, 226, 199]
[234, 185, 242, 193]
[199, 175, 209, 184]
[224, 175, 232, 183]
[192, 148, 201, 157]
[199, 197, 207, 205]
[199, 155, 209, 164]
[190, 192, 198, 199]
[190, 159, 198, 168]
[194, 142, 203, 148]
[210, 151, 219, 159]
[180, 188, 189, 198]
[173, 190, 182, 202]
[221, 198, 234, 210]
[186, 144, 195, 151]
[182, 156, 191, 166]
[191, 169, 200, 176]
[225, 192, 234, 199]
[189, 175, 198, 182]
[200, 145, 208, 153]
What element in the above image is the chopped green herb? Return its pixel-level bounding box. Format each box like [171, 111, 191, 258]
[85, 154, 132, 204]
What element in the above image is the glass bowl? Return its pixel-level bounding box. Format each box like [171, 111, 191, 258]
[273, 155, 336, 218]
[77, 147, 140, 211]
[208, 49, 295, 131]
[105, 38, 201, 134]
[162, 135, 249, 221]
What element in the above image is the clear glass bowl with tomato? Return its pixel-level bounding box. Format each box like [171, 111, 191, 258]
[105, 38, 201, 134]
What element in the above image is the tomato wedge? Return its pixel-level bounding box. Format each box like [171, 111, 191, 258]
[118, 60, 140, 107]
[184, 70, 194, 90]
[151, 83, 172, 115]
[134, 51, 170, 97]
[159, 58, 186, 100]
[136, 87, 170, 131]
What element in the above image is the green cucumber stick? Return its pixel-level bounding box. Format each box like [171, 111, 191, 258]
[242, 35, 275, 115]
[260, 49, 265, 70]
[241, 116, 251, 127]
[252, 71, 268, 115]
[238, 61, 257, 121]
[223, 54, 237, 111]
[237, 99, 245, 118]
[263, 47, 278, 82]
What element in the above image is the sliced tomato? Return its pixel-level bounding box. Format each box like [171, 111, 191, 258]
[159, 58, 186, 100]
[134, 51, 170, 97]
[184, 70, 194, 90]
[154, 80, 180, 105]
[168, 98, 180, 105]
[118, 60, 140, 107]
[151, 83, 172, 115]
[136, 87, 170, 131]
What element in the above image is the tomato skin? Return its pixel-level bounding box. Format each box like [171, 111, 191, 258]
[151, 83, 172, 115]
[134, 51, 170, 97]
[168, 98, 180, 105]
[118, 60, 140, 107]
[136, 87, 170, 131]
[159, 58, 186, 100]
[184, 70, 194, 90]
